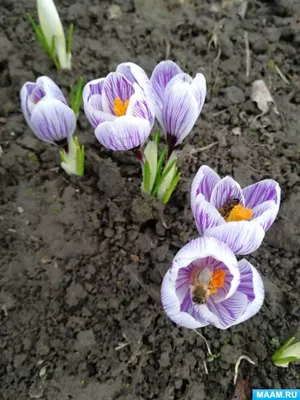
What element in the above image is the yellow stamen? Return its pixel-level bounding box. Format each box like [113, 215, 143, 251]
[209, 270, 226, 294]
[114, 97, 129, 116]
[226, 204, 252, 222]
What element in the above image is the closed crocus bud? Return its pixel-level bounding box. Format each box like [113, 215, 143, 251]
[83, 63, 155, 151]
[20, 76, 76, 144]
[37, 0, 71, 69]
[150, 61, 206, 149]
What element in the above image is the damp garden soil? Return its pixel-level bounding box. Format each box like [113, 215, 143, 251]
[0, 0, 300, 399]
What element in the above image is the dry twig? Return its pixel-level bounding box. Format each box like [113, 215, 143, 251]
[244, 31, 250, 77]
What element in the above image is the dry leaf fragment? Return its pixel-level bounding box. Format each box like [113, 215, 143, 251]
[251, 80, 279, 116]
[232, 377, 251, 400]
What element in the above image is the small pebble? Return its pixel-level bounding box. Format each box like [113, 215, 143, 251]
[41, 257, 51, 265]
[39, 366, 46, 378]
[108, 4, 122, 20]
[17, 207, 24, 214]
[232, 127, 241, 136]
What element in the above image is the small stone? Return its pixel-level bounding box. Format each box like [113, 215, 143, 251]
[175, 379, 183, 389]
[39, 366, 46, 377]
[232, 127, 241, 136]
[28, 382, 43, 399]
[41, 256, 52, 264]
[108, 5, 122, 20]
[159, 351, 170, 368]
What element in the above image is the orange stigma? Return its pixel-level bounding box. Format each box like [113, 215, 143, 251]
[209, 270, 226, 295]
[114, 97, 129, 116]
[226, 204, 252, 222]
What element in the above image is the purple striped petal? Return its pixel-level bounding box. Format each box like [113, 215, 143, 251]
[30, 98, 76, 143]
[192, 194, 225, 235]
[84, 94, 115, 129]
[161, 76, 199, 145]
[20, 77, 66, 126]
[252, 200, 279, 231]
[161, 271, 210, 329]
[126, 84, 155, 127]
[150, 60, 183, 123]
[102, 72, 134, 115]
[36, 76, 67, 104]
[207, 291, 248, 329]
[232, 259, 264, 326]
[243, 179, 281, 209]
[210, 176, 245, 209]
[191, 165, 221, 210]
[21, 83, 38, 125]
[190, 73, 207, 113]
[95, 116, 151, 151]
[161, 237, 240, 329]
[116, 62, 156, 116]
[204, 221, 265, 255]
[83, 78, 105, 105]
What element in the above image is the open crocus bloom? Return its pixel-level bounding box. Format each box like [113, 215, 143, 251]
[191, 166, 281, 255]
[20, 76, 76, 144]
[83, 62, 156, 151]
[161, 237, 264, 330]
[150, 60, 206, 148]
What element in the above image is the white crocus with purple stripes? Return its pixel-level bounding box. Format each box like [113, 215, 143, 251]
[20, 76, 76, 144]
[83, 62, 155, 151]
[161, 237, 264, 330]
[191, 166, 281, 255]
[150, 60, 206, 149]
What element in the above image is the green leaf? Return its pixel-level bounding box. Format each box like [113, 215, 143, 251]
[274, 357, 299, 365]
[70, 77, 84, 117]
[162, 171, 180, 204]
[153, 130, 160, 144]
[59, 149, 67, 163]
[67, 23, 74, 54]
[152, 158, 177, 197]
[143, 160, 151, 193]
[60, 136, 85, 176]
[75, 137, 85, 177]
[27, 13, 60, 69]
[143, 141, 157, 193]
[152, 146, 167, 193]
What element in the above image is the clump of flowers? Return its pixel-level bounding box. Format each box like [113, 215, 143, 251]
[161, 165, 281, 329]
[20, 76, 84, 176]
[83, 60, 206, 204]
[27, 0, 73, 69]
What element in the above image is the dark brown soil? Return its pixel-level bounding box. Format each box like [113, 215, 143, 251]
[1, 0, 300, 399]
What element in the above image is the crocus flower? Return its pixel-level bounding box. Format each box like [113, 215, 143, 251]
[191, 166, 281, 255]
[20, 76, 76, 144]
[150, 60, 206, 148]
[161, 237, 264, 330]
[37, 0, 72, 69]
[83, 62, 156, 151]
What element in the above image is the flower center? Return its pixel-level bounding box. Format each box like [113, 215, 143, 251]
[218, 198, 252, 222]
[114, 97, 129, 116]
[191, 268, 226, 304]
[226, 204, 252, 222]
